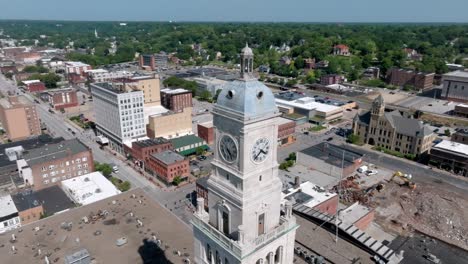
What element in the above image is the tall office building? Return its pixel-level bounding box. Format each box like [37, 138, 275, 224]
[192, 45, 297, 264]
[91, 83, 146, 153]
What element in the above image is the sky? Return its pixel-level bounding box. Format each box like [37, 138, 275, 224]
[0, 0, 467, 23]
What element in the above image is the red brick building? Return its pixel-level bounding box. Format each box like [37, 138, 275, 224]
[160, 88, 193, 112]
[139, 54, 156, 70]
[320, 74, 344, 86]
[47, 88, 79, 110]
[197, 122, 214, 145]
[386, 68, 434, 90]
[146, 150, 189, 184]
[277, 117, 296, 146]
[23, 80, 46, 93]
[124, 138, 173, 166]
[196, 176, 209, 211]
[18, 139, 95, 191]
[3, 47, 26, 58]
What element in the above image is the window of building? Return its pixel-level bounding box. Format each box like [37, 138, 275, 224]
[258, 213, 265, 235]
[42, 174, 48, 178]
[43, 180, 50, 184]
[206, 244, 212, 262]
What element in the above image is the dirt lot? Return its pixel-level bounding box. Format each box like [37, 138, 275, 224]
[372, 181, 468, 251]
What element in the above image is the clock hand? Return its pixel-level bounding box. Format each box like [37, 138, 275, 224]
[254, 149, 262, 160]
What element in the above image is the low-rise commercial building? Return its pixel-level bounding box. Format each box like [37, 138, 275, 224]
[454, 104, 468, 118]
[147, 107, 193, 139]
[386, 68, 434, 90]
[160, 88, 192, 111]
[139, 52, 168, 70]
[22, 80, 46, 92]
[146, 150, 189, 184]
[17, 138, 94, 190]
[339, 202, 375, 231]
[170, 134, 207, 156]
[275, 96, 343, 125]
[46, 88, 79, 110]
[91, 82, 146, 154]
[197, 122, 214, 145]
[65, 61, 92, 76]
[283, 181, 338, 215]
[278, 117, 296, 146]
[297, 142, 364, 177]
[430, 140, 468, 177]
[11, 186, 74, 225]
[61, 172, 121, 205]
[123, 138, 173, 166]
[441, 71, 468, 102]
[451, 127, 468, 144]
[0, 194, 20, 233]
[0, 96, 41, 141]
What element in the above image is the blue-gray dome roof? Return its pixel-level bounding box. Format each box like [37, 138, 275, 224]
[215, 79, 278, 119]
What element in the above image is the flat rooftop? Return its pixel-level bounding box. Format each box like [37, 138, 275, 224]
[0, 194, 17, 218]
[12, 185, 75, 215]
[61, 172, 121, 205]
[132, 138, 170, 148]
[339, 202, 373, 227]
[0, 135, 64, 168]
[1, 188, 194, 263]
[23, 138, 89, 167]
[433, 140, 468, 156]
[161, 88, 190, 94]
[0, 95, 34, 108]
[65, 61, 90, 67]
[151, 150, 185, 165]
[283, 181, 337, 209]
[443, 70, 468, 79]
[299, 142, 363, 169]
[275, 97, 342, 113]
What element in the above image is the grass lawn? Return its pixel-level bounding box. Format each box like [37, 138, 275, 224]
[309, 125, 326, 132]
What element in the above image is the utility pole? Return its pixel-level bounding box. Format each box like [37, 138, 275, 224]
[336, 149, 345, 244]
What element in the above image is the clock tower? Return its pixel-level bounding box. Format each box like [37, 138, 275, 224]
[192, 45, 298, 264]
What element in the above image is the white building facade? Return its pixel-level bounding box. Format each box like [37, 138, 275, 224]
[0, 194, 20, 233]
[192, 45, 298, 264]
[91, 83, 146, 154]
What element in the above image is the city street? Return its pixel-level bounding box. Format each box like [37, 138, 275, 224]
[0, 75, 196, 226]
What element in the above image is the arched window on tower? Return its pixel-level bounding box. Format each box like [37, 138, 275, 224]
[274, 246, 283, 264]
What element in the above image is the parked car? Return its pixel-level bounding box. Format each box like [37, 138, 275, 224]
[326, 137, 333, 141]
[197, 155, 207, 161]
[48, 109, 55, 114]
[366, 170, 379, 176]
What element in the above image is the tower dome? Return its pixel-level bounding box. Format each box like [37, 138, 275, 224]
[241, 43, 253, 56]
[214, 45, 278, 120]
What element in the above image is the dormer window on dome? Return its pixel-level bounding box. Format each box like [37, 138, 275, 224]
[227, 90, 235, 99]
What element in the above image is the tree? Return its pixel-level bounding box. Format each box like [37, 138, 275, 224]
[444, 129, 451, 137]
[173, 176, 183, 186]
[195, 146, 205, 156]
[287, 152, 296, 162]
[199, 90, 212, 102]
[347, 134, 361, 145]
[119, 181, 131, 192]
[95, 162, 113, 177]
[213, 89, 222, 102]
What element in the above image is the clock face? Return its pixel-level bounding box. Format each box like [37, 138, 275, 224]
[219, 135, 238, 163]
[251, 137, 270, 163]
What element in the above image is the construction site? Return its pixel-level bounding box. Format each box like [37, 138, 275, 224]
[0, 188, 193, 264]
[331, 169, 468, 252]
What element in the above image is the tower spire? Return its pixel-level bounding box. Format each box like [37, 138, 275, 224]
[240, 44, 254, 79]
